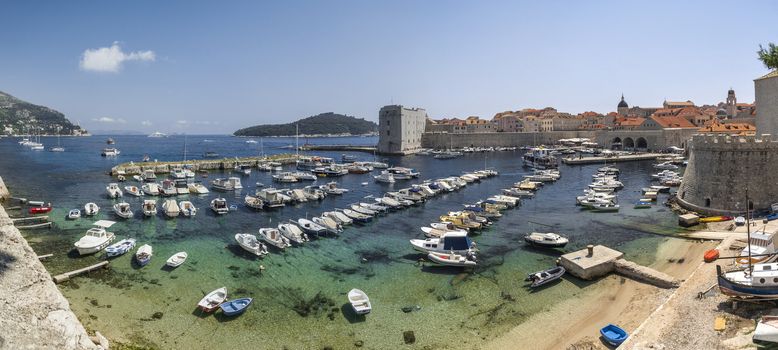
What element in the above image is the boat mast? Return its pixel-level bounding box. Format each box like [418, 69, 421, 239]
[183, 134, 187, 162]
[746, 187, 753, 274]
[295, 123, 299, 161]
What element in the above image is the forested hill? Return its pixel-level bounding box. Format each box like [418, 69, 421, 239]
[234, 112, 377, 137]
[0, 90, 85, 135]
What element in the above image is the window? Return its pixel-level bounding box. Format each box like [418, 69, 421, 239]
[387, 130, 390, 136]
[705, 198, 711, 207]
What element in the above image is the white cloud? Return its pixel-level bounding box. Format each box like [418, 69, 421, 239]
[141, 120, 152, 126]
[92, 116, 126, 124]
[194, 121, 213, 125]
[80, 42, 156, 73]
[176, 120, 189, 125]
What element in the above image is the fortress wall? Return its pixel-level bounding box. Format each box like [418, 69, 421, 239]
[677, 134, 778, 215]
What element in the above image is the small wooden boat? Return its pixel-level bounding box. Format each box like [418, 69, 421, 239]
[105, 238, 136, 257]
[754, 315, 778, 343]
[219, 297, 253, 317]
[703, 249, 719, 263]
[348, 289, 372, 315]
[135, 244, 153, 267]
[67, 209, 81, 220]
[84, 202, 99, 216]
[524, 232, 568, 248]
[29, 206, 52, 214]
[699, 216, 734, 223]
[525, 266, 565, 288]
[198, 287, 227, 313]
[427, 251, 477, 267]
[165, 252, 188, 267]
[600, 324, 628, 346]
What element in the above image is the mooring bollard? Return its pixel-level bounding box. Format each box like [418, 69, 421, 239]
[587, 245, 594, 257]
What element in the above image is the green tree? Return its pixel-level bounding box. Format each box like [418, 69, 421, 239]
[757, 43, 778, 70]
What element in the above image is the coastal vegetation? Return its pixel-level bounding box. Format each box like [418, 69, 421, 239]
[0, 90, 85, 135]
[758, 42, 778, 70]
[233, 112, 377, 137]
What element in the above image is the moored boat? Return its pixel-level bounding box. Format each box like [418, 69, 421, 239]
[142, 200, 157, 217]
[210, 198, 229, 215]
[67, 209, 81, 220]
[525, 266, 566, 288]
[162, 199, 180, 218]
[198, 287, 227, 313]
[427, 251, 477, 267]
[124, 185, 143, 197]
[179, 201, 197, 217]
[105, 238, 136, 257]
[410, 231, 474, 254]
[135, 244, 153, 266]
[74, 220, 116, 255]
[84, 202, 99, 216]
[235, 233, 269, 257]
[113, 202, 134, 219]
[220, 297, 253, 317]
[258, 227, 291, 249]
[347, 289, 372, 315]
[523, 232, 569, 248]
[165, 251, 188, 267]
[600, 324, 628, 346]
[278, 223, 308, 245]
[106, 183, 123, 198]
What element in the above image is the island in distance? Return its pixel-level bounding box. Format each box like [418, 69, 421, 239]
[233, 112, 377, 137]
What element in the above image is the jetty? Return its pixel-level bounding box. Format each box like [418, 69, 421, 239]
[298, 144, 377, 153]
[561, 153, 663, 165]
[111, 153, 299, 176]
[559, 245, 680, 288]
[52, 261, 110, 284]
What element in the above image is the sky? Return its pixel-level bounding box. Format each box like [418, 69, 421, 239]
[1, 1, 777, 134]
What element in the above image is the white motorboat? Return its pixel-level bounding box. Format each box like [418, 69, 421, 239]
[179, 201, 197, 217]
[359, 202, 388, 214]
[524, 232, 569, 248]
[210, 198, 229, 215]
[188, 182, 210, 194]
[160, 180, 178, 197]
[175, 180, 189, 195]
[101, 147, 120, 156]
[590, 202, 620, 212]
[106, 183, 123, 198]
[302, 186, 326, 200]
[350, 204, 376, 217]
[256, 188, 285, 208]
[420, 225, 468, 238]
[105, 238, 136, 257]
[198, 287, 227, 313]
[142, 183, 161, 196]
[162, 199, 180, 218]
[320, 181, 349, 195]
[273, 172, 299, 183]
[124, 185, 143, 197]
[374, 171, 395, 183]
[234, 164, 252, 176]
[244, 195, 264, 210]
[235, 233, 269, 257]
[170, 168, 187, 180]
[297, 218, 328, 236]
[67, 209, 81, 220]
[211, 178, 235, 191]
[166, 252, 188, 267]
[488, 195, 520, 207]
[340, 209, 372, 223]
[113, 202, 134, 219]
[347, 289, 372, 315]
[375, 196, 402, 209]
[323, 211, 353, 225]
[754, 315, 778, 343]
[736, 231, 778, 268]
[427, 251, 477, 267]
[142, 200, 157, 217]
[228, 177, 243, 190]
[258, 228, 291, 249]
[312, 216, 342, 234]
[141, 169, 157, 182]
[291, 171, 317, 181]
[278, 223, 308, 244]
[284, 189, 308, 203]
[84, 202, 99, 216]
[410, 231, 475, 254]
[74, 220, 116, 255]
[654, 161, 679, 170]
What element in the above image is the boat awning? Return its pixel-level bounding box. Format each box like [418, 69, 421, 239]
[92, 220, 116, 228]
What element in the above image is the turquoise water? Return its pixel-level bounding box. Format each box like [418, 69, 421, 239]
[1, 135, 682, 349]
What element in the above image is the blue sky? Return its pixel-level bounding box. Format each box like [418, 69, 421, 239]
[2, 1, 776, 134]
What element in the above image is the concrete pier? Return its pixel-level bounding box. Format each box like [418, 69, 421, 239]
[559, 244, 680, 288]
[111, 154, 298, 175]
[299, 144, 377, 153]
[561, 153, 663, 165]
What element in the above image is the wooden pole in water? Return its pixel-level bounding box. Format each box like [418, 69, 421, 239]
[53, 261, 109, 284]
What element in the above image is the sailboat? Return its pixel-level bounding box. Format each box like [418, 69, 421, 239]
[718, 189, 778, 298]
[50, 127, 65, 152]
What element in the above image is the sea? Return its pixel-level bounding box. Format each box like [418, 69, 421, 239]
[0, 135, 685, 349]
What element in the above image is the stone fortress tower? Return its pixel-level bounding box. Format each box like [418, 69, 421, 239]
[726, 88, 737, 117]
[377, 105, 427, 155]
[677, 71, 778, 215]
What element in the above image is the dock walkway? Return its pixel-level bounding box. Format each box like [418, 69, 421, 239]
[561, 153, 663, 165]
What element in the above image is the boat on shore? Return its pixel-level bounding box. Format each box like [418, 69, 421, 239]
[347, 289, 372, 315]
[754, 315, 778, 343]
[699, 215, 734, 223]
[198, 287, 227, 313]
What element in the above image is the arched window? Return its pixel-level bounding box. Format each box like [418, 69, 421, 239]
[705, 198, 711, 207]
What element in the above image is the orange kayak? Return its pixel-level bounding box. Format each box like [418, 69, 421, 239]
[704, 249, 720, 263]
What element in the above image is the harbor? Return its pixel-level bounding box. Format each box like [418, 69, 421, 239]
[561, 153, 666, 165]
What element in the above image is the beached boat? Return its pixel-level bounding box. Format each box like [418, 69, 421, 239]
[162, 199, 180, 218]
[106, 183, 123, 198]
[600, 324, 628, 346]
[754, 315, 778, 343]
[67, 209, 81, 220]
[717, 263, 778, 298]
[427, 251, 477, 267]
[525, 266, 566, 288]
[135, 244, 153, 267]
[258, 228, 291, 249]
[105, 238, 136, 257]
[210, 198, 229, 215]
[324, 211, 353, 225]
[297, 218, 328, 236]
[524, 232, 569, 248]
[179, 201, 196, 217]
[142, 183, 160, 196]
[235, 233, 269, 257]
[188, 182, 210, 194]
[124, 185, 142, 197]
[74, 220, 116, 255]
[244, 195, 264, 210]
[198, 287, 227, 313]
[699, 216, 734, 223]
[410, 231, 474, 254]
[347, 289, 372, 315]
[278, 223, 308, 244]
[166, 252, 188, 267]
[142, 200, 157, 217]
[312, 216, 342, 235]
[220, 297, 253, 317]
[704, 249, 720, 263]
[735, 231, 778, 268]
[735, 216, 746, 226]
[113, 202, 134, 219]
[84, 202, 99, 216]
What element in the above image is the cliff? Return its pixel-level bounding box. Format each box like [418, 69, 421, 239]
[0, 177, 101, 349]
[233, 112, 377, 137]
[0, 90, 86, 136]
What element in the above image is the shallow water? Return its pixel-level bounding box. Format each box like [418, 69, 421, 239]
[1, 135, 683, 349]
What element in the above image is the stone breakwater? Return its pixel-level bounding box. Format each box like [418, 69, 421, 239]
[110, 154, 298, 175]
[0, 176, 102, 350]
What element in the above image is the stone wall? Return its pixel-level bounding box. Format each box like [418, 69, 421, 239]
[0, 177, 101, 349]
[677, 134, 778, 215]
[756, 72, 778, 135]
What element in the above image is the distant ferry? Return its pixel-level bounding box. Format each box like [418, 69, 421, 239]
[148, 132, 168, 138]
[522, 147, 558, 169]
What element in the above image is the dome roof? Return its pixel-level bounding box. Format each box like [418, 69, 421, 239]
[617, 95, 628, 108]
[716, 108, 728, 116]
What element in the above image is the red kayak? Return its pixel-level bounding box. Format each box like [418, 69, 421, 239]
[703, 249, 719, 263]
[29, 206, 52, 214]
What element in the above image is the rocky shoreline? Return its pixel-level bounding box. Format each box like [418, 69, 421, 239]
[0, 176, 103, 349]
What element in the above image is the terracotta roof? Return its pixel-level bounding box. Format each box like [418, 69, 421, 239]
[699, 121, 756, 135]
[649, 115, 696, 128]
[755, 70, 778, 81]
[665, 101, 695, 106]
[618, 117, 646, 127]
